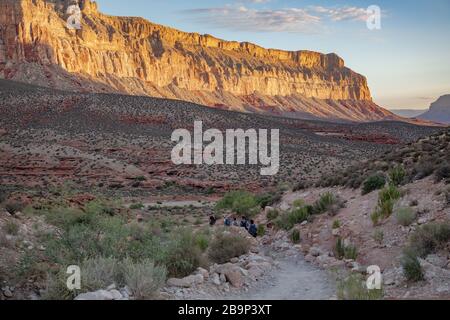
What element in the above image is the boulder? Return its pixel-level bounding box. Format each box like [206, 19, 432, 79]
[167, 274, 204, 288]
[224, 269, 244, 288]
[75, 290, 115, 300]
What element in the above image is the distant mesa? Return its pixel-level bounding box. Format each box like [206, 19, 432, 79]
[417, 95, 450, 124]
[0, 0, 400, 122]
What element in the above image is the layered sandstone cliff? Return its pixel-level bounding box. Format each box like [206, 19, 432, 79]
[0, 0, 395, 121]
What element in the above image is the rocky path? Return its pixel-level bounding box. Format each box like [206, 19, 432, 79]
[225, 253, 335, 300]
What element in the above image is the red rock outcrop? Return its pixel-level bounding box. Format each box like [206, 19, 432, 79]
[0, 0, 396, 121]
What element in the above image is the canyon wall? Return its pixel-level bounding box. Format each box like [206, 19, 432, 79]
[0, 0, 395, 121]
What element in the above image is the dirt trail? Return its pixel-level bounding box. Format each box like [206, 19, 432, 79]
[226, 252, 336, 300]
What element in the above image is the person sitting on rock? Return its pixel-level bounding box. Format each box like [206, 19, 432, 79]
[224, 216, 232, 227]
[233, 217, 239, 227]
[248, 220, 257, 238]
[209, 215, 217, 226]
[240, 216, 249, 230]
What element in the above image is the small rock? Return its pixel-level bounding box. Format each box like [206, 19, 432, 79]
[211, 273, 221, 286]
[2, 288, 13, 298]
[332, 229, 340, 237]
[418, 218, 428, 225]
[230, 258, 239, 264]
[109, 289, 123, 300]
[310, 247, 323, 257]
[224, 269, 244, 288]
[75, 290, 114, 300]
[106, 283, 116, 291]
[167, 274, 204, 288]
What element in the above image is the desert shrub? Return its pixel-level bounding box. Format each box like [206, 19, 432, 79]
[257, 225, 266, 237]
[216, 191, 259, 216]
[362, 174, 386, 195]
[81, 256, 121, 292]
[121, 258, 167, 300]
[337, 274, 383, 300]
[371, 185, 401, 225]
[395, 207, 416, 226]
[408, 222, 450, 258]
[292, 199, 305, 208]
[4, 201, 25, 215]
[255, 192, 282, 208]
[389, 166, 406, 186]
[401, 250, 424, 282]
[3, 220, 19, 235]
[414, 161, 435, 179]
[334, 237, 358, 260]
[290, 229, 301, 244]
[129, 203, 144, 210]
[208, 232, 250, 264]
[275, 206, 310, 231]
[373, 230, 384, 245]
[194, 233, 210, 252]
[266, 209, 279, 221]
[435, 164, 450, 183]
[311, 192, 343, 215]
[332, 220, 341, 229]
[164, 229, 204, 277]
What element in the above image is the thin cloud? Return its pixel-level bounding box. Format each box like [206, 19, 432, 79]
[182, 5, 372, 33]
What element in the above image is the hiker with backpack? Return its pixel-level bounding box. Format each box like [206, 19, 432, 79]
[248, 220, 257, 238]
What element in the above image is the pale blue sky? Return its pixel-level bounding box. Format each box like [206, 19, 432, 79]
[95, 0, 450, 110]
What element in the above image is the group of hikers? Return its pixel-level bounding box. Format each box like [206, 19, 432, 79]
[209, 215, 258, 238]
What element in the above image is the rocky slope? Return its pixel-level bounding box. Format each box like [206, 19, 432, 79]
[0, 0, 396, 121]
[419, 95, 450, 124]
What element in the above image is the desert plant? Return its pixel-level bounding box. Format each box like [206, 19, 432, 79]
[81, 256, 121, 292]
[362, 174, 386, 195]
[332, 220, 341, 229]
[337, 274, 383, 300]
[257, 225, 266, 237]
[395, 207, 416, 226]
[408, 222, 450, 258]
[129, 203, 144, 210]
[164, 229, 204, 277]
[373, 229, 384, 245]
[216, 191, 259, 216]
[266, 209, 279, 221]
[292, 199, 305, 208]
[275, 206, 310, 230]
[401, 250, 424, 282]
[208, 232, 250, 264]
[3, 220, 19, 235]
[389, 166, 406, 186]
[121, 258, 167, 300]
[290, 229, 301, 244]
[334, 237, 358, 260]
[256, 192, 282, 208]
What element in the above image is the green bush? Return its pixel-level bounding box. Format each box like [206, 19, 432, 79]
[395, 207, 416, 226]
[290, 229, 301, 244]
[257, 225, 266, 237]
[362, 174, 386, 195]
[334, 237, 358, 260]
[337, 274, 383, 300]
[373, 230, 384, 245]
[389, 166, 406, 186]
[401, 250, 424, 282]
[371, 185, 401, 225]
[216, 191, 259, 216]
[332, 220, 341, 229]
[122, 258, 167, 300]
[408, 222, 450, 258]
[208, 232, 250, 264]
[292, 199, 305, 208]
[129, 203, 145, 210]
[266, 209, 279, 221]
[81, 256, 121, 292]
[164, 229, 204, 277]
[256, 192, 282, 208]
[3, 220, 19, 235]
[275, 206, 310, 231]
[312, 192, 341, 215]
